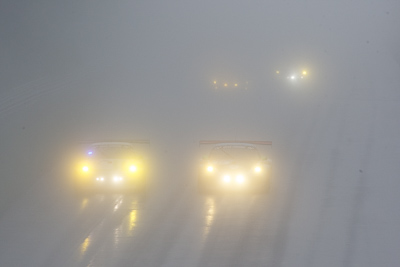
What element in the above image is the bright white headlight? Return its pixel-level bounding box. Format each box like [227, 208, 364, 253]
[254, 166, 261, 173]
[207, 166, 214, 172]
[129, 165, 137, 172]
[113, 176, 123, 182]
[223, 175, 231, 183]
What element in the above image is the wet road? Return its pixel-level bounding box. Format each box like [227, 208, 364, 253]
[1, 58, 400, 267]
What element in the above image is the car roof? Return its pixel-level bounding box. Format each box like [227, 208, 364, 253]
[90, 142, 134, 147]
[212, 143, 258, 149]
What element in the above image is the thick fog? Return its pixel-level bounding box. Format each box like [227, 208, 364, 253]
[0, 1, 399, 266]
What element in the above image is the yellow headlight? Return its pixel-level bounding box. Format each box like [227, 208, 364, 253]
[82, 166, 89, 172]
[207, 166, 214, 172]
[254, 166, 261, 173]
[129, 165, 137, 172]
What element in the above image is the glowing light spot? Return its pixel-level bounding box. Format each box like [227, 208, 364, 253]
[130, 165, 137, 172]
[128, 210, 137, 234]
[80, 236, 90, 256]
[236, 175, 245, 183]
[223, 175, 231, 183]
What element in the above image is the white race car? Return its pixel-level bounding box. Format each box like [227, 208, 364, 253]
[73, 141, 149, 194]
[198, 140, 272, 194]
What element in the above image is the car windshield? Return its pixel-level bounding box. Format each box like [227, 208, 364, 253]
[209, 146, 260, 162]
[94, 145, 135, 159]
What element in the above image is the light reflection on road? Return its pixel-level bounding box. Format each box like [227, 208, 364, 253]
[80, 197, 88, 211]
[80, 236, 90, 256]
[128, 209, 138, 235]
[75, 194, 144, 265]
[202, 196, 216, 242]
[113, 197, 123, 212]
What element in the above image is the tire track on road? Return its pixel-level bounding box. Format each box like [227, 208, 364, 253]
[269, 97, 337, 267]
[342, 104, 377, 267]
[304, 98, 351, 267]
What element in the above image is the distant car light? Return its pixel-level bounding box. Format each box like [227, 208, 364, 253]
[87, 151, 93, 155]
[207, 166, 214, 172]
[82, 166, 89, 172]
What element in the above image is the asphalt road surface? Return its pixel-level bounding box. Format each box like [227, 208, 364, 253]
[0, 56, 399, 267]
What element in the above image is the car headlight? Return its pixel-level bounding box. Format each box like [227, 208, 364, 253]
[254, 166, 261, 173]
[129, 165, 137, 172]
[223, 175, 231, 183]
[82, 166, 89, 172]
[207, 165, 214, 172]
[113, 176, 123, 182]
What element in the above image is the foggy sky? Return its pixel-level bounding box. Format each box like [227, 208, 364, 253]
[0, 1, 399, 266]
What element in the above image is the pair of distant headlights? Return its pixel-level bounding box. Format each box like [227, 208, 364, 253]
[206, 166, 262, 173]
[82, 165, 138, 172]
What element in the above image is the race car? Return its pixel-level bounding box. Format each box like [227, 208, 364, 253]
[211, 79, 249, 90]
[73, 141, 149, 194]
[275, 68, 309, 83]
[198, 140, 272, 194]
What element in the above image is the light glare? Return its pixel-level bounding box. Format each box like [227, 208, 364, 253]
[236, 175, 245, 183]
[130, 165, 137, 172]
[223, 175, 231, 183]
